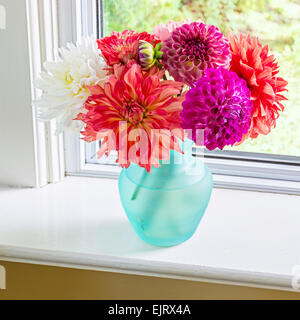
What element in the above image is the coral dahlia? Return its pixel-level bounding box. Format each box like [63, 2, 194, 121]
[228, 32, 288, 140]
[79, 62, 185, 172]
[97, 30, 160, 70]
[162, 22, 231, 86]
[181, 68, 253, 150]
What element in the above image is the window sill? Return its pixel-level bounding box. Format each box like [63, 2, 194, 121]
[0, 177, 300, 292]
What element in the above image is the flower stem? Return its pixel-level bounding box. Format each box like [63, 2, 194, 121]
[130, 170, 147, 201]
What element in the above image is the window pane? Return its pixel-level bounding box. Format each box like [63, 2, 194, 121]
[103, 0, 300, 157]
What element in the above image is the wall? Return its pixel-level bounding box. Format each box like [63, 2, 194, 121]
[0, 261, 300, 300]
[0, 0, 38, 187]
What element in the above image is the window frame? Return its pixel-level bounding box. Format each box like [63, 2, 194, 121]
[63, 0, 300, 195]
[28, 0, 66, 186]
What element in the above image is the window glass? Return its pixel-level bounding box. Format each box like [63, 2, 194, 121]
[103, 0, 300, 157]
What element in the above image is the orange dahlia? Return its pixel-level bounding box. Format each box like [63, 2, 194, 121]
[78, 62, 185, 172]
[228, 32, 288, 140]
[97, 30, 160, 69]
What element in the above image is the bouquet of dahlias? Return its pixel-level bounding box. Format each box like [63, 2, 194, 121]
[36, 20, 288, 172]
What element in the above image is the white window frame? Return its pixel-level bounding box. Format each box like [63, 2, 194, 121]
[6, 0, 297, 193]
[61, 0, 300, 195]
[27, 0, 66, 186]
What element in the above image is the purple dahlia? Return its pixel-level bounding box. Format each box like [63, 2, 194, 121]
[181, 68, 253, 150]
[162, 22, 231, 86]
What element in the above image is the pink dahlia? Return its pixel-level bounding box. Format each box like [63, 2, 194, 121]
[228, 32, 288, 140]
[97, 30, 159, 69]
[162, 22, 231, 86]
[154, 19, 196, 42]
[78, 62, 185, 172]
[181, 68, 253, 150]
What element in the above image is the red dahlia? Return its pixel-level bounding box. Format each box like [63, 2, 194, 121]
[97, 30, 160, 68]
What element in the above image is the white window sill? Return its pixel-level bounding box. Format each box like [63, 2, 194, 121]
[0, 177, 300, 292]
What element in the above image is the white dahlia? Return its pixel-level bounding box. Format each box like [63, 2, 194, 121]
[36, 37, 108, 134]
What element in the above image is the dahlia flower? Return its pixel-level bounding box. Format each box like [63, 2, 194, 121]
[36, 37, 108, 134]
[162, 22, 231, 86]
[153, 19, 196, 42]
[97, 30, 159, 69]
[228, 32, 288, 140]
[181, 68, 253, 150]
[79, 62, 185, 172]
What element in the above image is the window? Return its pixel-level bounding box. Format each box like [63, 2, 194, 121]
[63, 0, 300, 194]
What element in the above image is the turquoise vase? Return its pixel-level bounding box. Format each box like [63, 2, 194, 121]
[118, 140, 213, 247]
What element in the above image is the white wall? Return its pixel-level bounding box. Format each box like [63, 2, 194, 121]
[0, 0, 38, 187]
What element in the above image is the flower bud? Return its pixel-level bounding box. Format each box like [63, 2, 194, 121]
[138, 41, 163, 70]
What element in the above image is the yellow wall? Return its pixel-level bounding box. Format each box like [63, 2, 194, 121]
[0, 260, 300, 300]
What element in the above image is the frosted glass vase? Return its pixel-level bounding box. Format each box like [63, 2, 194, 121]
[118, 140, 213, 247]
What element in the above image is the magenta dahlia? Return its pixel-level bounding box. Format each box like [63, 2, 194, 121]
[162, 22, 231, 86]
[181, 68, 253, 150]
